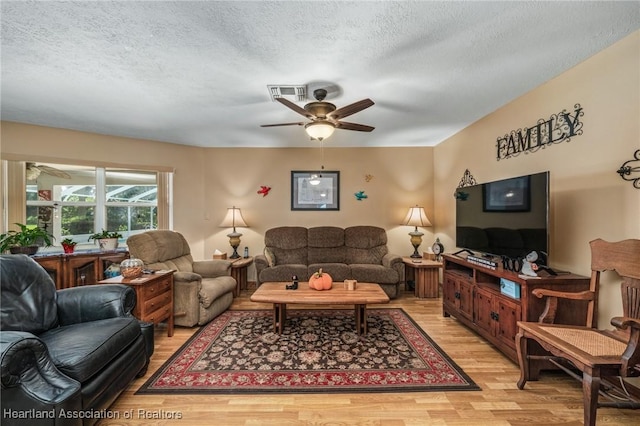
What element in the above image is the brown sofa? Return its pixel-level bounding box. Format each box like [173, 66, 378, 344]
[255, 226, 404, 298]
[127, 230, 236, 327]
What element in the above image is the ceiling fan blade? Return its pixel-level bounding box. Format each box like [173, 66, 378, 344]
[37, 165, 72, 179]
[275, 97, 316, 119]
[260, 122, 305, 127]
[335, 121, 375, 132]
[329, 99, 374, 120]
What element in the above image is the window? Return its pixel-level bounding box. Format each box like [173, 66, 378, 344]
[24, 163, 161, 248]
[105, 170, 158, 234]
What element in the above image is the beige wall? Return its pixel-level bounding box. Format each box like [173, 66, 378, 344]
[0, 124, 436, 271]
[434, 31, 640, 324]
[0, 123, 209, 254]
[1, 31, 638, 324]
[202, 147, 434, 261]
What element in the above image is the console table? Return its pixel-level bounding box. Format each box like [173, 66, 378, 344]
[442, 253, 590, 363]
[33, 250, 129, 289]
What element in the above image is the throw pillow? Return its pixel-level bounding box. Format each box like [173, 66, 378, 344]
[264, 247, 276, 267]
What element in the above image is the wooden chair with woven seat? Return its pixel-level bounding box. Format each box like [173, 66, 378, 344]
[515, 238, 640, 426]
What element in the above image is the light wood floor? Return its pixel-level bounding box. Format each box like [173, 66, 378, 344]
[104, 288, 639, 425]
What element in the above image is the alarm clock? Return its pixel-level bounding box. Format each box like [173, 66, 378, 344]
[432, 238, 444, 260]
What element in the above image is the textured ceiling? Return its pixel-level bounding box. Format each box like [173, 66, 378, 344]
[1, 1, 639, 148]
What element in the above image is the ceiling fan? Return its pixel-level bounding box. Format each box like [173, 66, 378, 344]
[261, 89, 375, 141]
[26, 162, 71, 180]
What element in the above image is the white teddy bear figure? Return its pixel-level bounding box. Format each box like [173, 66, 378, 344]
[521, 251, 540, 277]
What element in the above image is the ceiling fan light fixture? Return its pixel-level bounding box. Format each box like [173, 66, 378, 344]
[305, 121, 335, 141]
[309, 174, 321, 185]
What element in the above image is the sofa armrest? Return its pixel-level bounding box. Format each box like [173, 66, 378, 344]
[383, 253, 405, 284]
[1, 331, 81, 414]
[255, 254, 268, 269]
[382, 253, 402, 268]
[254, 254, 269, 285]
[56, 284, 136, 326]
[193, 260, 231, 278]
[173, 271, 203, 283]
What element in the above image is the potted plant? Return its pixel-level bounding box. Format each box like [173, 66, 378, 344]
[89, 229, 123, 251]
[0, 223, 54, 255]
[61, 237, 77, 254]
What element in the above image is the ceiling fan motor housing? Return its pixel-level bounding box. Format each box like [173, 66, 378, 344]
[304, 102, 336, 118]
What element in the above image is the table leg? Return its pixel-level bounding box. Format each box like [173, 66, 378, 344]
[230, 265, 248, 296]
[355, 304, 367, 335]
[167, 306, 174, 337]
[273, 303, 287, 334]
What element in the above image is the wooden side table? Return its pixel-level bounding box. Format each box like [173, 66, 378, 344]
[99, 270, 175, 336]
[402, 257, 443, 298]
[230, 256, 254, 296]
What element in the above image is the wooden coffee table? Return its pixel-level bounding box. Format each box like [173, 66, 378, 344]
[250, 282, 390, 335]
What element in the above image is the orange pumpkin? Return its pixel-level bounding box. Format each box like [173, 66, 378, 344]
[309, 268, 332, 290]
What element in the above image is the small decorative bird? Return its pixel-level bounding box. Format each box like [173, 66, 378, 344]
[354, 191, 368, 201]
[257, 186, 271, 197]
[365, 174, 374, 182]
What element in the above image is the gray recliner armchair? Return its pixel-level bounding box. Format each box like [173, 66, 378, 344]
[127, 230, 236, 327]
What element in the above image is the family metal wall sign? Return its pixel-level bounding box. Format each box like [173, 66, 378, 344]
[496, 104, 583, 160]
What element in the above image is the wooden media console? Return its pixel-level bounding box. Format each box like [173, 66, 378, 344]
[442, 253, 591, 363]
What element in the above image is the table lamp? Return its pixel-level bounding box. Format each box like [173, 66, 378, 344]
[402, 205, 432, 258]
[220, 206, 248, 259]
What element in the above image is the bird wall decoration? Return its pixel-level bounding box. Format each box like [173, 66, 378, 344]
[354, 191, 368, 201]
[257, 186, 271, 197]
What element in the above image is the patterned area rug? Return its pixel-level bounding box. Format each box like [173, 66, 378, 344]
[136, 309, 479, 394]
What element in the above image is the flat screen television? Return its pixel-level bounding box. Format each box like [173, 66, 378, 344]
[455, 171, 550, 261]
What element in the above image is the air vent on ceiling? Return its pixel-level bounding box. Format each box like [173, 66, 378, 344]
[267, 85, 307, 102]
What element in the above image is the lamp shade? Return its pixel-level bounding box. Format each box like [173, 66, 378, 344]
[402, 206, 432, 228]
[305, 121, 335, 140]
[220, 206, 248, 229]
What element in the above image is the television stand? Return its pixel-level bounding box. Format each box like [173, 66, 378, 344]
[535, 264, 558, 276]
[442, 253, 590, 363]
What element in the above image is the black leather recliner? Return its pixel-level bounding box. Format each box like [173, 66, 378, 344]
[1, 255, 154, 426]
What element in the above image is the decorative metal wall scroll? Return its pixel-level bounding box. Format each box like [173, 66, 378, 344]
[453, 169, 477, 200]
[617, 150, 640, 189]
[496, 104, 584, 161]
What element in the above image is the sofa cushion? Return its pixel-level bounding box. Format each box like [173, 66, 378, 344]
[350, 264, 399, 284]
[308, 226, 346, 264]
[265, 226, 308, 265]
[39, 317, 141, 383]
[127, 230, 192, 266]
[259, 264, 308, 283]
[345, 226, 389, 264]
[308, 263, 351, 282]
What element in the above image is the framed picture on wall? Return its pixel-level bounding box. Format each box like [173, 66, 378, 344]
[483, 175, 530, 212]
[291, 171, 340, 211]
